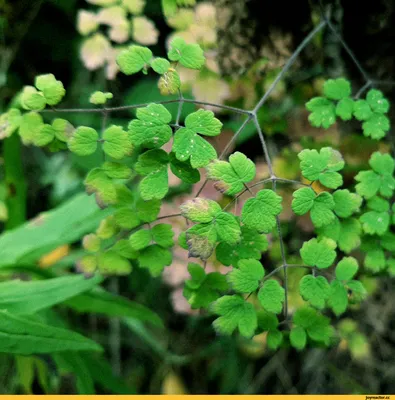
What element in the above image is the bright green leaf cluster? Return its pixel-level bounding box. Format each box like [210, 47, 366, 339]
[306, 77, 391, 140]
[298, 147, 345, 189]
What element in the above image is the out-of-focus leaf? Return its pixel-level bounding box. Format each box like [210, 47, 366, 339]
[0, 193, 111, 268]
[64, 288, 163, 327]
[0, 275, 103, 315]
[0, 311, 102, 354]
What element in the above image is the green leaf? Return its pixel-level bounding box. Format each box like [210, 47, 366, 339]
[35, 74, 66, 106]
[298, 147, 344, 189]
[185, 109, 222, 137]
[290, 326, 307, 350]
[293, 307, 332, 344]
[150, 57, 171, 74]
[111, 239, 138, 259]
[212, 295, 257, 338]
[0, 192, 110, 268]
[52, 118, 74, 142]
[241, 189, 282, 233]
[68, 127, 99, 156]
[0, 311, 102, 354]
[0, 275, 102, 315]
[355, 170, 381, 199]
[333, 189, 362, 218]
[267, 330, 283, 350]
[139, 167, 169, 200]
[151, 224, 174, 248]
[97, 251, 132, 275]
[169, 153, 200, 184]
[0, 108, 22, 138]
[21, 86, 46, 111]
[138, 245, 172, 276]
[310, 192, 336, 227]
[362, 113, 390, 140]
[356, 153, 395, 199]
[135, 149, 169, 175]
[292, 188, 336, 227]
[180, 198, 221, 223]
[257, 310, 279, 331]
[64, 288, 163, 327]
[367, 196, 390, 212]
[89, 91, 113, 105]
[299, 275, 330, 309]
[128, 104, 172, 148]
[54, 352, 95, 394]
[102, 162, 132, 179]
[173, 127, 217, 168]
[327, 280, 348, 316]
[83, 233, 101, 252]
[366, 89, 390, 113]
[158, 69, 181, 95]
[353, 99, 373, 121]
[323, 78, 351, 100]
[18, 112, 44, 145]
[184, 263, 227, 308]
[215, 212, 241, 245]
[381, 232, 395, 251]
[335, 97, 354, 120]
[300, 237, 336, 269]
[364, 249, 386, 273]
[117, 45, 153, 75]
[102, 125, 133, 159]
[167, 37, 205, 69]
[216, 226, 268, 266]
[291, 187, 315, 215]
[306, 97, 336, 128]
[206, 152, 256, 195]
[227, 259, 265, 293]
[360, 210, 389, 235]
[335, 257, 358, 281]
[136, 197, 161, 222]
[129, 229, 152, 251]
[185, 223, 217, 260]
[84, 168, 117, 207]
[370, 151, 395, 174]
[346, 280, 367, 303]
[33, 124, 55, 147]
[298, 187, 335, 226]
[258, 279, 285, 314]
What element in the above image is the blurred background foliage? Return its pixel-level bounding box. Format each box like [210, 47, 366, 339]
[0, 0, 395, 394]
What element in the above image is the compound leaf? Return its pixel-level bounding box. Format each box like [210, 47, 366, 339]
[306, 97, 336, 128]
[207, 152, 255, 195]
